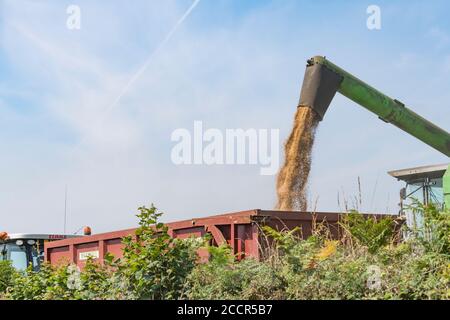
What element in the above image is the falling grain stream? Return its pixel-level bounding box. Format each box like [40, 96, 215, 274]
[276, 107, 320, 211]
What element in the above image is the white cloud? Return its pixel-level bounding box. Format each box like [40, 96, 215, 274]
[428, 26, 450, 49]
[444, 55, 450, 72]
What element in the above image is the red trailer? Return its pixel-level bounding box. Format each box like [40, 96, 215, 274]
[45, 210, 399, 268]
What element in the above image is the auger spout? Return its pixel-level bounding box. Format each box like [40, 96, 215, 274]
[298, 55, 450, 157]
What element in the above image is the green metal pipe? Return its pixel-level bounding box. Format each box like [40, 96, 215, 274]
[444, 165, 450, 210]
[310, 56, 450, 157]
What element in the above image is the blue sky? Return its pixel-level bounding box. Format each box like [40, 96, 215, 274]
[0, 0, 449, 233]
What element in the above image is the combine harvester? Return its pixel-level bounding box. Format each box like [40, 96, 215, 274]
[5, 56, 448, 270]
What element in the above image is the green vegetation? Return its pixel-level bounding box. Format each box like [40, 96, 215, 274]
[1, 203, 448, 300]
[0, 261, 15, 294]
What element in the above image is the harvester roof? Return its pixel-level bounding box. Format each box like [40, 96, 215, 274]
[388, 163, 449, 183]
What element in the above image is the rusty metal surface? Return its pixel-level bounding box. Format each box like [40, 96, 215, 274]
[45, 210, 400, 267]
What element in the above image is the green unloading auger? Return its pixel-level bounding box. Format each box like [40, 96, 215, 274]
[298, 56, 450, 157]
[298, 55, 450, 208]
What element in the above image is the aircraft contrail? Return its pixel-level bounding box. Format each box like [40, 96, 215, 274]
[101, 0, 202, 118]
[74, 0, 201, 150]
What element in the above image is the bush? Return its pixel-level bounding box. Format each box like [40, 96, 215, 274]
[114, 205, 201, 299]
[185, 245, 286, 300]
[0, 261, 16, 297]
[406, 199, 450, 254]
[5, 205, 201, 300]
[7, 263, 73, 300]
[341, 211, 395, 254]
[284, 252, 371, 299]
[1, 203, 448, 300]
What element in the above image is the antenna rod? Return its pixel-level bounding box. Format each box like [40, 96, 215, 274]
[64, 184, 68, 234]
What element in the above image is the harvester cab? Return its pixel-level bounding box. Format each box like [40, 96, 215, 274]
[0, 233, 81, 271]
[389, 163, 450, 228]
